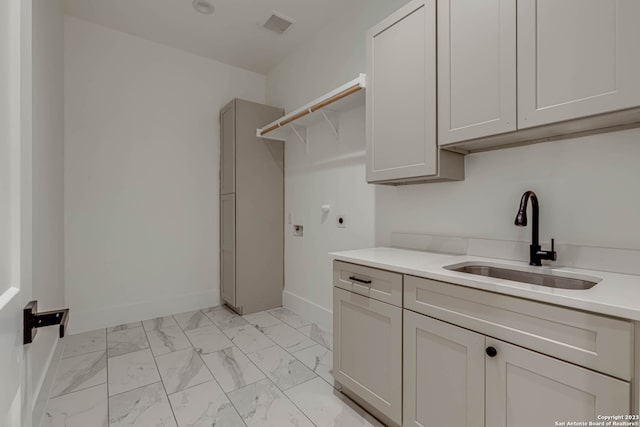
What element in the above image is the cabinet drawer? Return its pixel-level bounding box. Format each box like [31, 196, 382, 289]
[333, 261, 403, 307]
[404, 275, 633, 380]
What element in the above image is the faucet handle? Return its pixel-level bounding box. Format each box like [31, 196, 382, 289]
[549, 238, 557, 261]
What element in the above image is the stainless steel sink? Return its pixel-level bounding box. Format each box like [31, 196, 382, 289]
[444, 263, 600, 290]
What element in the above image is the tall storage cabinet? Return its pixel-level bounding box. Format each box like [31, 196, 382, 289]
[219, 99, 284, 315]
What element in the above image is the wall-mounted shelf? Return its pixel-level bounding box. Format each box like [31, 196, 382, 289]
[256, 74, 366, 146]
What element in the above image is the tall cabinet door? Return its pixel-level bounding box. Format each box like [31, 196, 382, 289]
[486, 338, 630, 427]
[404, 311, 485, 427]
[366, 0, 437, 182]
[220, 100, 235, 195]
[333, 288, 402, 426]
[220, 194, 236, 306]
[437, 0, 516, 145]
[518, 0, 640, 129]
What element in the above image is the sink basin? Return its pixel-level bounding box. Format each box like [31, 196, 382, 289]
[444, 262, 600, 290]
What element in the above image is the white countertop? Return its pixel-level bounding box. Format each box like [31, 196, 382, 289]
[330, 247, 640, 321]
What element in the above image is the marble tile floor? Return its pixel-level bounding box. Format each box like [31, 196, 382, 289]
[42, 306, 383, 427]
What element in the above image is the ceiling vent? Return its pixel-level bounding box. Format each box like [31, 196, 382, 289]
[263, 12, 295, 35]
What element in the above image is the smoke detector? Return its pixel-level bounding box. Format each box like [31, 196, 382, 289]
[193, 0, 214, 15]
[263, 12, 295, 34]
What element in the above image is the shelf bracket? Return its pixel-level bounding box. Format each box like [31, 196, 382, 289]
[319, 110, 340, 141]
[289, 123, 308, 152]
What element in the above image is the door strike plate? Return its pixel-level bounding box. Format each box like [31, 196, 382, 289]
[24, 300, 70, 345]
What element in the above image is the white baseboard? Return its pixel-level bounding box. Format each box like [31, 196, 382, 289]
[283, 290, 332, 331]
[32, 331, 64, 427]
[69, 290, 220, 334]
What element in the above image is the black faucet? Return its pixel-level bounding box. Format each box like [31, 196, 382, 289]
[515, 191, 557, 266]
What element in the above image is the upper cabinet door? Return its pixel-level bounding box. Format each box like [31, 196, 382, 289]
[220, 100, 235, 195]
[438, 0, 516, 145]
[518, 0, 640, 129]
[366, 0, 437, 182]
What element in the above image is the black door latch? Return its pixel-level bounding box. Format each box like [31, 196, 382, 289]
[24, 301, 69, 345]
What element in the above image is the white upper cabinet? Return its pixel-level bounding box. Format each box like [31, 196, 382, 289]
[438, 0, 517, 145]
[367, 0, 437, 182]
[518, 0, 640, 129]
[366, 0, 435, 182]
[366, 0, 464, 184]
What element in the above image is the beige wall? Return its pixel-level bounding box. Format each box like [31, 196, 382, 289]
[64, 17, 267, 333]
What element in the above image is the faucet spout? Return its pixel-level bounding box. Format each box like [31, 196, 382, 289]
[515, 191, 539, 247]
[514, 191, 555, 266]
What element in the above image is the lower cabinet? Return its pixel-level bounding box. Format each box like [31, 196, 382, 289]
[404, 310, 631, 427]
[403, 310, 485, 427]
[333, 287, 403, 426]
[486, 337, 630, 427]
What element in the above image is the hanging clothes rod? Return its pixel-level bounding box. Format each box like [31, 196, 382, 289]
[257, 74, 366, 138]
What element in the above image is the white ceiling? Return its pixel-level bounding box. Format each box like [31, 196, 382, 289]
[63, 0, 365, 75]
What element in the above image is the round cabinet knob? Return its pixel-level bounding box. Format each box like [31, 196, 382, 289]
[486, 346, 498, 358]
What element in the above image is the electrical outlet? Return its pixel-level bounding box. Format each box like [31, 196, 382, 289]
[337, 215, 346, 228]
[293, 225, 304, 236]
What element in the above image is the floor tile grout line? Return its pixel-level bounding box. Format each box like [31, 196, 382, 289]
[220, 312, 320, 427]
[295, 324, 333, 351]
[269, 308, 314, 330]
[59, 346, 108, 361]
[106, 328, 150, 360]
[289, 345, 339, 391]
[106, 325, 144, 335]
[198, 305, 318, 426]
[171, 312, 214, 333]
[48, 350, 109, 400]
[147, 325, 192, 358]
[145, 310, 246, 426]
[154, 347, 215, 397]
[68, 306, 334, 427]
[106, 380, 165, 399]
[193, 345, 249, 427]
[139, 324, 180, 427]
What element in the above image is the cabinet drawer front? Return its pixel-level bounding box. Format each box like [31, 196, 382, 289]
[333, 261, 403, 307]
[404, 276, 633, 380]
[333, 287, 403, 425]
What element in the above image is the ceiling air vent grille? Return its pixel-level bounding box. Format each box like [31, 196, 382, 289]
[263, 12, 295, 34]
